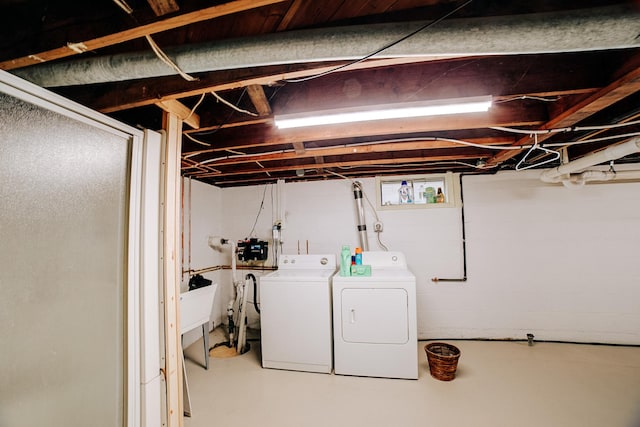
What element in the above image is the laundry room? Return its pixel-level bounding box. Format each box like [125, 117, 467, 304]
[2, 1, 640, 426]
[178, 168, 640, 426]
[184, 172, 640, 345]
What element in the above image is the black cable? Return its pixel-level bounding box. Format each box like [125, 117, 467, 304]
[248, 185, 268, 237]
[431, 174, 468, 283]
[283, 0, 473, 83]
[245, 273, 260, 314]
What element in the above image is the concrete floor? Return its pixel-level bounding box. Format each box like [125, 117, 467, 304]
[183, 329, 640, 427]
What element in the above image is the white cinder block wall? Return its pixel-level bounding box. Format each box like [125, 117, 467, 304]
[460, 170, 640, 344]
[181, 178, 224, 347]
[185, 168, 640, 345]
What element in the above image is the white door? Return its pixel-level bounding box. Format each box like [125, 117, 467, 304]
[340, 288, 409, 344]
[0, 71, 155, 426]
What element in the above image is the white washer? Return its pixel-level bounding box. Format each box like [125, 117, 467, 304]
[332, 251, 417, 379]
[260, 254, 337, 373]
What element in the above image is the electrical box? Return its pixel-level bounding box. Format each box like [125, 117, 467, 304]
[237, 238, 269, 261]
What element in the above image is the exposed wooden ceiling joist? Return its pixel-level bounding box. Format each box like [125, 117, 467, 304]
[4, 0, 638, 188]
[191, 152, 484, 179]
[183, 137, 515, 167]
[63, 58, 450, 113]
[146, 0, 179, 16]
[59, 51, 609, 116]
[206, 163, 477, 186]
[246, 84, 272, 116]
[276, 0, 305, 32]
[292, 142, 306, 155]
[487, 59, 640, 167]
[182, 103, 547, 152]
[185, 118, 272, 133]
[0, 0, 288, 70]
[155, 99, 200, 129]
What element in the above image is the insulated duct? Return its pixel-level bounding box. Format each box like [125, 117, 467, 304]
[540, 137, 640, 186]
[12, 5, 640, 87]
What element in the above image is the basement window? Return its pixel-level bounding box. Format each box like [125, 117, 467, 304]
[375, 172, 461, 210]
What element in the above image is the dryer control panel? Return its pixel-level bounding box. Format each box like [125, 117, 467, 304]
[361, 251, 407, 268]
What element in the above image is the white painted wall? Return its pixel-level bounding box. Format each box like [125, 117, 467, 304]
[181, 178, 223, 347]
[188, 167, 640, 345]
[220, 184, 282, 329]
[458, 169, 640, 344]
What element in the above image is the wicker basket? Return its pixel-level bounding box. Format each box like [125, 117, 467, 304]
[425, 342, 461, 381]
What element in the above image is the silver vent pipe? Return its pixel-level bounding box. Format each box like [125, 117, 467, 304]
[352, 182, 369, 251]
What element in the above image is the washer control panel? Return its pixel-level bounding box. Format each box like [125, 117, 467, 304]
[279, 254, 336, 270]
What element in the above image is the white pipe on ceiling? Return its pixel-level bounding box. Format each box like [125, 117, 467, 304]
[11, 5, 640, 87]
[559, 170, 640, 188]
[540, 137, 640, 186]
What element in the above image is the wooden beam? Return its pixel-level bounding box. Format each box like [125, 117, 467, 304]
[182, 103, 546, 152]
[192, 153, 482, 178]
[147, 0, 179, 16]
[269, 53, 613, 115]
[292, 141, 306, 154]
[181, 89, 598, 135]
[0, 0, 288, 70]
[156, 99, 201, 129]
[60, 50, 609, 116]
[246, 84, 272, 116]
[63, 57, 450, 113]
[184, 117, 271, 133]
[184, 137, 515, 165]
[204, 163, 475, 186]
[161, 111, 184, 427]
[313, 155, 325, 174]
[486, 63, 640, 167]
[276, 0, 304, 31]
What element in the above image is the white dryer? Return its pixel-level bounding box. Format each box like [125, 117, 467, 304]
[332, 251, 417, 379]
[260, 254, 337, 373]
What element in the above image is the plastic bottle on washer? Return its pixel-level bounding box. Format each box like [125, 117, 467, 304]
[355, 247, 363, 265]
[340, 245, 351, 276]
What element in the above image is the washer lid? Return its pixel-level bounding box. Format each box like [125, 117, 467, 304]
[262, 268, 336, 280]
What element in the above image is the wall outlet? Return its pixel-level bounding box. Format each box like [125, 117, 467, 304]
[374, 221, 383, 232]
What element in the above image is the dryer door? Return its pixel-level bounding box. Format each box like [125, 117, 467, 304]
[341, 288, 409, 344]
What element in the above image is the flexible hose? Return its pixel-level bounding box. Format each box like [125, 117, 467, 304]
[245, 273, 260, 314]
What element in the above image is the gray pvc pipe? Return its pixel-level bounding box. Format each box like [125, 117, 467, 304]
[12, 5, 640, 87]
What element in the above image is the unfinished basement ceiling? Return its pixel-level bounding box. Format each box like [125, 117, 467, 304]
[2, 0, 639, 187]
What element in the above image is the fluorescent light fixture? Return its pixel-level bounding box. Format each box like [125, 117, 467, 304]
[274, 95, 492, 129]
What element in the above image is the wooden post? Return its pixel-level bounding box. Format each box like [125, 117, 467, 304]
[162, 111, 183, 427]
